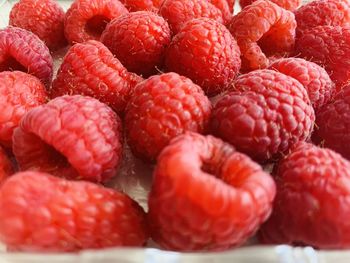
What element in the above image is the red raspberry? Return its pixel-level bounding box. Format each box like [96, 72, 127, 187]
[209, 0, 235, 24]
[12, 95, 123, 183]
[64, 0, 128, 44]
[101, 12, 171, 77]
[0, 71, 47, 148]
[259, 142, 350, 248]
[9, 0, 67, 51]
[211, 69, 315, 162]
[239, 0, 301, 10]
[159, 0, 224, 35]
[295, 0, 350, 35]
[165, 18, 241, 96]
[295, 26, 350, 91]
[0, 171, 148, 252]
[0, 147, 14, 184]
[51, 41, 142, 113]
[148, 132, 276, 251]
[0, 27, 53, 87]
[120, 0, 163, 12]
[228, 0, 296, 72]
[125, 73, 211, 161]
[313, 84, 350, 160]
[268, 58, 336, 111]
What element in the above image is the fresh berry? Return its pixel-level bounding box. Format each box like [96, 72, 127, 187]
[295, 26, 350, 91]
[239, 0, 301, 10]
[51, 41, 142, 113]
[165, 18, 241, 96]
[268, 58, 336, 111]
[64, 0, 128, 44]
[209, 0, 235, 24]
[0, 27, 53, 87]
[228, 0, 296, 72]
[120, 0, 163, 12]
[0, 71, 47, 148]
[159, 0, 224, 35]
[0, 171, 148, 252]
[259, 142, 350, 248]
[211, 69, 315, 162]
[125, 73, 211, 161]
[12, 95, 123, 183]
[0, 147, 14, 184]
[101, 12, 171, 77]
[9, 0, 67, 51]
[148, 132, 276, 251]
[295, 0, 350, 35]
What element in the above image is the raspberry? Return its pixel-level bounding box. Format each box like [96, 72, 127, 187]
[259, 142, 350, 248]
[9, 0, 67, 51]
[209, 0, 235, 24]
[120, 0, 163, 12]
[0, 27, 53, 87]
[101, 12, 171, 77]
[228, 0, 296, 72]
[268, 58, 336, 111]
[239, 0, 301, 10]
[211, 69, 315, 162]
[0, 71, 47, 148]
[148, 132, 276, 251]
[0, 171, 148, 252]
[295, 0, 350, 35]
[125, 73, 211, 161]
[51, 41, 142, 113]
[0, 147, 14, 184]
[64, 0, 128, 44]
[295, 26, 350, 91]
[159, 0, 224, 35]
[165, 18, 241, 96]
[12, 95, 123, 183]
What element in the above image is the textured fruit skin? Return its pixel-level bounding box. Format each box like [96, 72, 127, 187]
[51, 41, 142, 113]
[101, 12, 171, 77]
[239, 0, 301, 10]
[228, 0, 296, 72]
[165, 18, 241, 96]
[9, 0, 67, 51]
[295, 26, 350, 91]
[125, 73, 211, 161]
[268, 58, 336, 111]
[0, 71, 47, 148]
[211, 69, 315, 162]
[295, 0, 350, 35]
[148, 132, 276, 251]
[209, 0, 235, 24]
[0, 27, 53, 87]
[0, 147, 14, 184]
[120, 0, 163, 12]
[260, 142, 350, 249]
[64, 0, 128, 44]
[313, 84, 350, 160]
[0, 171, 148, 252]
[159, 0, 224, 35]
[12, 95, 123, 183]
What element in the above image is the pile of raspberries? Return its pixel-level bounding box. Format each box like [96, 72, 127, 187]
[0, 0, 350, 253]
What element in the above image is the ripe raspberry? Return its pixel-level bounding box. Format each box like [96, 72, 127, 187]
[295, 26, 350, 91]
[209, 0, 235, 24]
[0, 171, 148, 252]
[12, 95, 123, 183]
[239, 0, 301, 11]
[0, 71, 47, 148]
[228, 0, 296, 72]
[165, 18, 241, 96]
[295, 0, 350, 35]
[0, 147, 14, 184]
[268, 58, 336, 111]
[0, 27, 53, 87]
[120, 0, 163, 12]
[64, 0, 128, 44]
[259, 142, 350, 248]
[211, 69, 315, 162]
[101, 12, 171, 77]
[159, 0, 224, 35]
[51, 41, 142, 113]
[148, 132, 276, 251]
[9, 0, 67, 51]
[125, 73, 211, 161]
